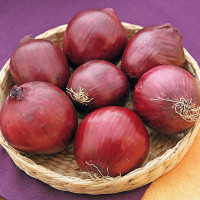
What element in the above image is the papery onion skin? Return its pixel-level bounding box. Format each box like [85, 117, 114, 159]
[0, 82, 78, 154]
[66, 60, 129, 113]
[121, 24, 185, 85]
[10, 36, 70, 89]
[74, 106, 149, 177]
[134, 65, 200, 135]
[63, 8, 128, 68]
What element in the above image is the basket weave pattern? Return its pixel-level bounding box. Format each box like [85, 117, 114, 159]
[0, 23, 199, 195]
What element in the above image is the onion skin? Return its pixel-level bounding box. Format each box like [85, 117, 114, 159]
[134, 65, 200, 135]
[121, 24, 185, 85]
[63, 8, 128, 68]
[66, 60, 129, 113]
[74, 106, 149, 177]
[0, 82, 78, 154]
[10, 36, 70, 89]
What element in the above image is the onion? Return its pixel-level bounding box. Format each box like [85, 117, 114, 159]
[63, 8, 128, 68]
[10, 35, 70, 89]
[66, 60, 129, 112]
[74, 106, 149, 177]
[121, 24, 185, 85]
[133, 65, 200, 135]
[0, 82, 78, 154]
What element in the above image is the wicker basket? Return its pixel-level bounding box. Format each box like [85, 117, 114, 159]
[0, 22, 200, 195]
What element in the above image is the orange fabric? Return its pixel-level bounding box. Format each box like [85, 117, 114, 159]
[142, 131, 200, 200]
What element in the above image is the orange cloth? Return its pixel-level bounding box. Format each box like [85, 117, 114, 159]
[142, 131, 200, 200]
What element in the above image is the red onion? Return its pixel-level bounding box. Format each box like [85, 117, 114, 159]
[134, 65, 200, 135]
[121, 24, 185, 85]
[0, 82, 78, 154]
[74, 106, 149, 177]
[63, 8, 128, 68]
[10, 35, 70, 89]
[66, 60, 129, 112]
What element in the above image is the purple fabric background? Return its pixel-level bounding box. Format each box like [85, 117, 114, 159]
[0, 0, 199, 200]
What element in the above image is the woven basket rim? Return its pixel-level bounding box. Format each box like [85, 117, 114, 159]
[0, 22, 199, 194]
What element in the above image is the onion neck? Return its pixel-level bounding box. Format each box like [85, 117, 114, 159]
[9, 86, 24, 100]
[144, 23, 179, 33]
[103, 8, 115, 15]
[19, 35, 34, 46]
[102, 8, 119, 21]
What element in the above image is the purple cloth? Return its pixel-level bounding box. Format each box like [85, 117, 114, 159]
[0, 0, 199, 200]
[0, 145, 148, 200]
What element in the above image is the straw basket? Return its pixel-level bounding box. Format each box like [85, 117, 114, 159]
[0, 22, 200, 195]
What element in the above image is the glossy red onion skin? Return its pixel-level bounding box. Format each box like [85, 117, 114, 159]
[0, 82, 78, 154]
[134, 65, 200, 135]
[10, 36, 70, 89]
[121, 24, 185, 85]
[74, 106, 149, 177]
[67, 60, 129, 112]
[63, 8, 128, 68]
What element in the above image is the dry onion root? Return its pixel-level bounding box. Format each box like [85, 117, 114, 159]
[82, 162, 116, 181]
[174, 98, 200, 122]
[66, 87, 93, 104]
[151, 97, 200, 122]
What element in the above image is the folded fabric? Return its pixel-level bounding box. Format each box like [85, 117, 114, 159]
[142, 131, 200, 200]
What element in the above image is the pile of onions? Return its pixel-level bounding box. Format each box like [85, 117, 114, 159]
[10, 35, 70, 89]
[0, 82, 78, 154]
[66, 60, 129, 112]
[134, 65, 200, 135]
[63, 8, 128, 67]
[74, 106, 149, 177]
[121, 24, 185, 84]
[1, 8, 199, 178]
